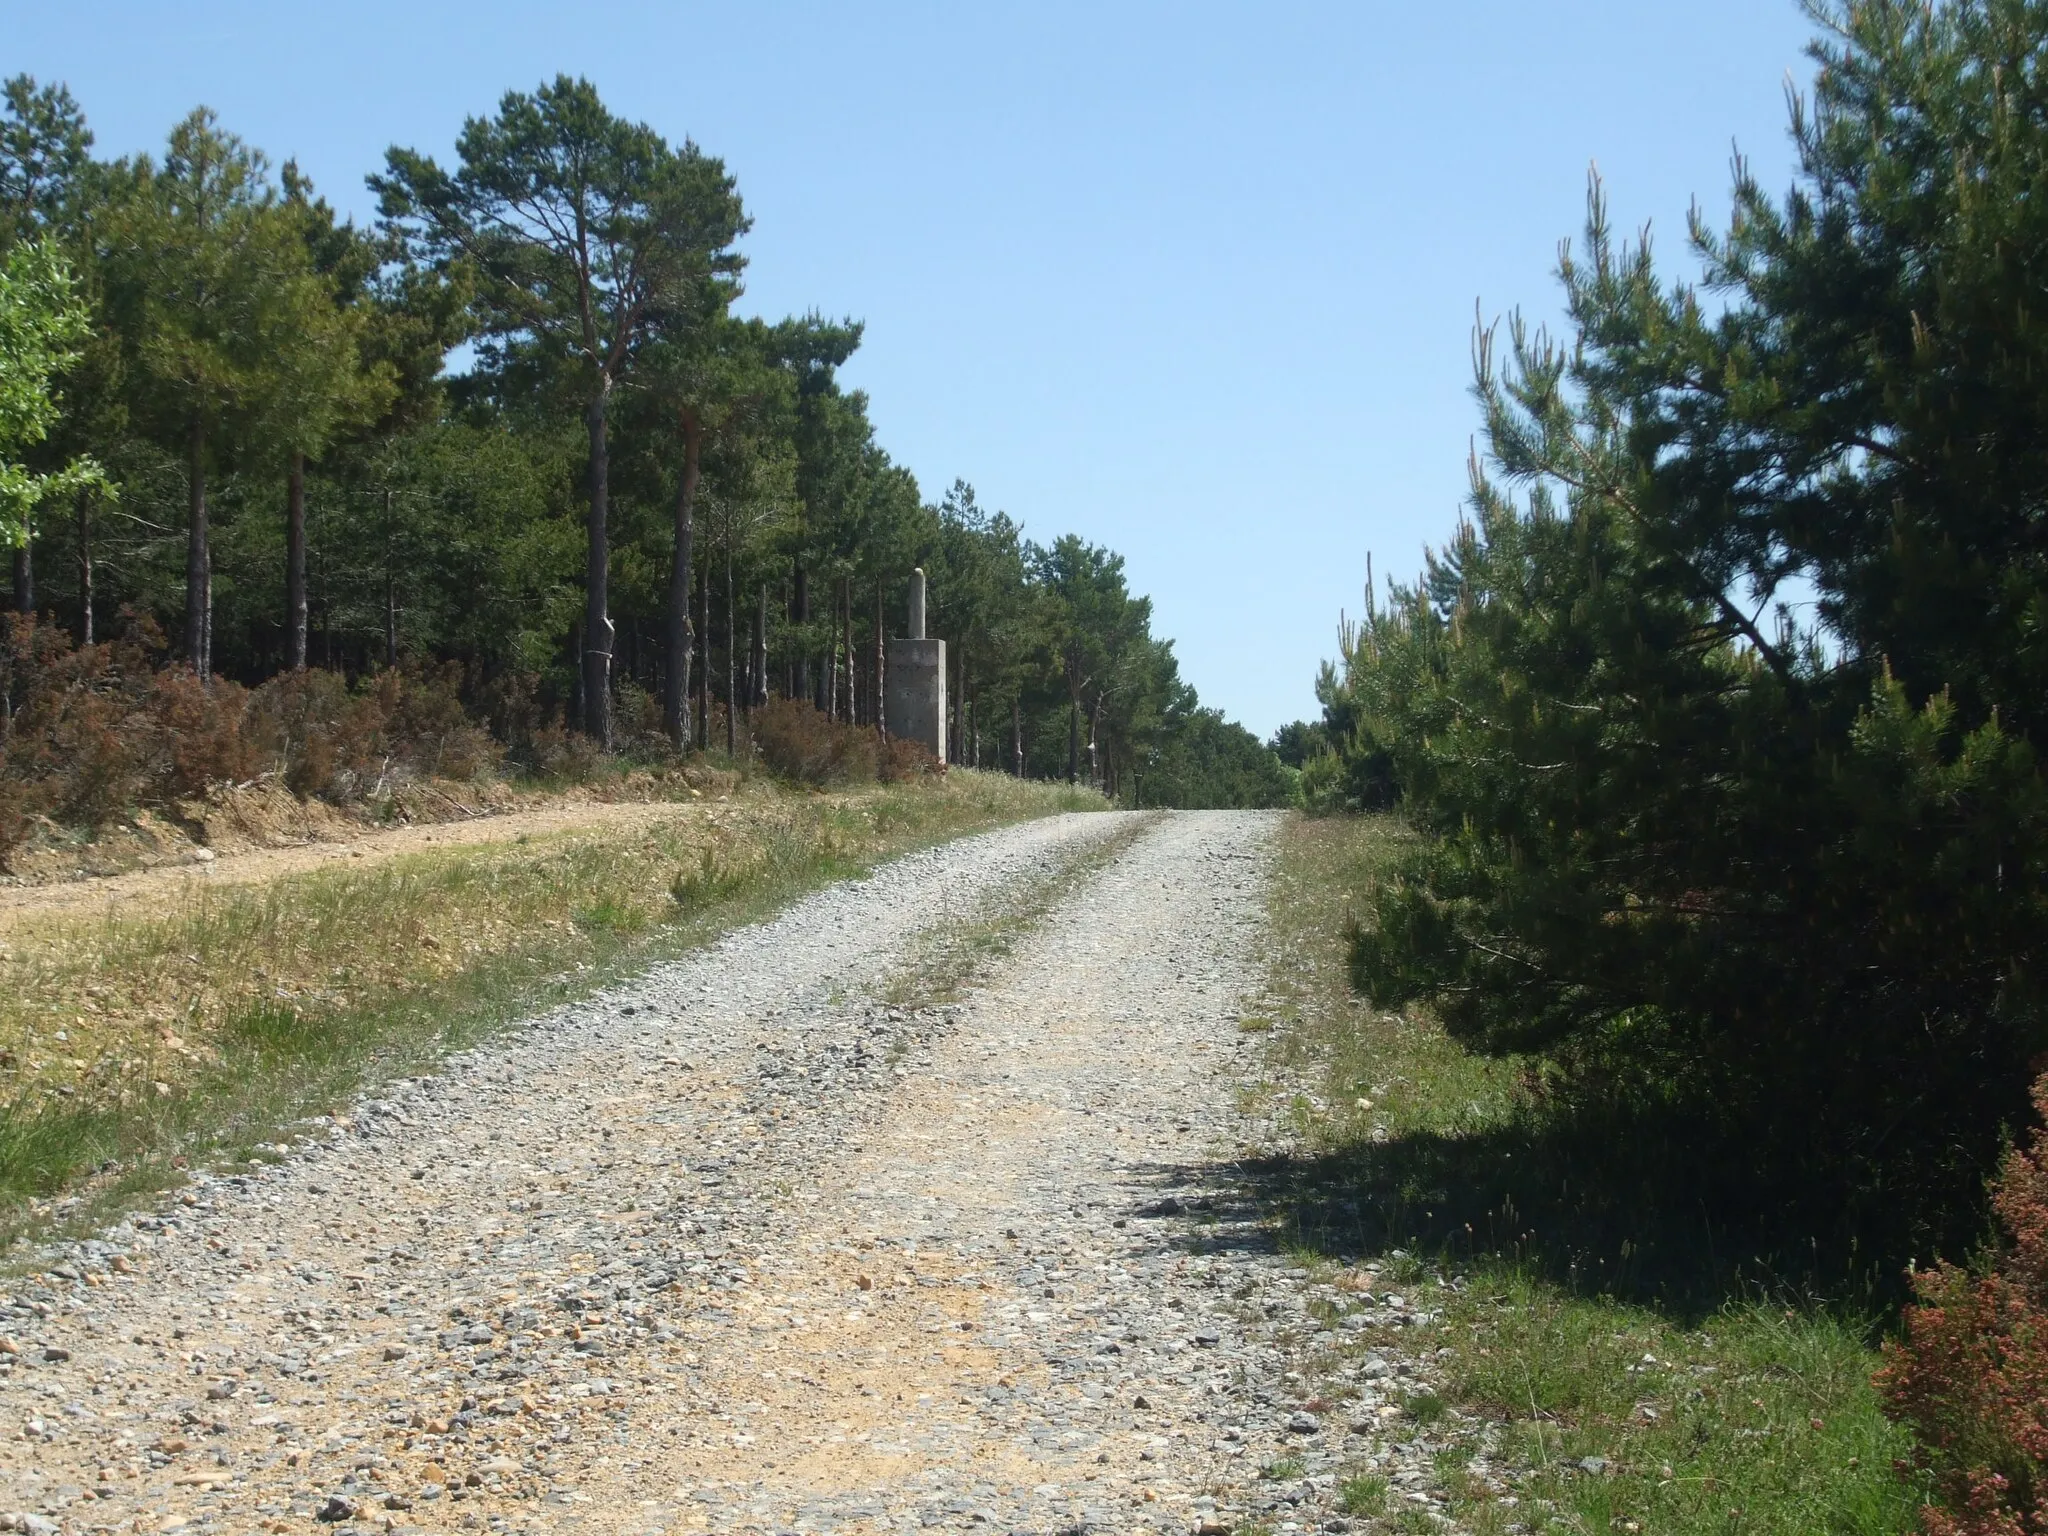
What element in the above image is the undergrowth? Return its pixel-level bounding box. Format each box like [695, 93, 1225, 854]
[0, 770, 1098, 1253]
[1253, 813, 1930, 1536]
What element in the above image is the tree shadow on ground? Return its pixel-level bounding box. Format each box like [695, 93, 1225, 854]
[1206, 1104, 1921, 1325]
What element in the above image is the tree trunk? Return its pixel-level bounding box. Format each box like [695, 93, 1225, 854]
[663, 407, 702, 749]
[792, 563, 810, 706]
[1013, 699, 1024, 777]
[186, 414, 209, 675]
[382, 487, 398, 668]
[569, 618, 583, 727]
[696, 559, 710, 750]
[582, 391, 614, 747]
[11, 540, 30, 615]
[76, 489, 92, 647]
[1067, 692, 1079, 784]
[725, 548, 737, 756]
[753, 584, 768, 707]
[839, 579, 853, 724]
[286, 448, 308, 670]
[1088, 696, 1103, 788]
[874, 582, 886, 739]
[825, 579, 840, 722]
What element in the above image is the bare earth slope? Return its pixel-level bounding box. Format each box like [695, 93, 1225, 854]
[0, 811, 1441, 1536]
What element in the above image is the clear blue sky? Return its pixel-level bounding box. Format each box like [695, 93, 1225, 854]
[9, 1, 1820, 737]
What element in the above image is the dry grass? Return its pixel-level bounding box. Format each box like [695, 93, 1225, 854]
[0, 770, 1101, 1251]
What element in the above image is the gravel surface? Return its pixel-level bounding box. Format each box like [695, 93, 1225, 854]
[0, 809, 1453, 1536]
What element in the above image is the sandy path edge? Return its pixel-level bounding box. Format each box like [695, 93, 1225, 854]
[0, 795, 735, 930]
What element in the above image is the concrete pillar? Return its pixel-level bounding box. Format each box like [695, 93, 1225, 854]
[886, 568, 946, 761]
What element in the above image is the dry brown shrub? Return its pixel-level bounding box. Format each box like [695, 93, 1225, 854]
[1879, 1072, 2048, 1534]
[878, 734, 944, 783]
[750, 698, 877, 786]
[0, 619, 507, 865]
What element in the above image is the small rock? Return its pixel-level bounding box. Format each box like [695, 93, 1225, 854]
[315, 1495, 355, 1522]
[382, 1345, 408, 1361]
[41, 1346, 70, 1363]
[1578, 1456, 1610, 1476]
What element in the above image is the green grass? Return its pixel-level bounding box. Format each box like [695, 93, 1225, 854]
[1253, 813, 1930, 1536]
[1338, 1472, 1389, 1514]
[0, 770, 1100, 1254]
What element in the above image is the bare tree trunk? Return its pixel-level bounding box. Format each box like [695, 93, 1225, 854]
[1088, 696, 1103, 788]
[1013, 699, 1024, 777]
[1067, 692, 1080, 785]
[11, 540, 30, 615]
[582, 391, 614, 747]
[791, 563, 810, 706]
[382, 488, 398, 668]
[825, 585, 836, 722]
[76, 489, 92, 647]
[186, 414, 209, 676]
[724, 547, 737, 757]
[286, 448, 308, 670]
[873, 582, 886, 739]
[569, 618, 583, 727]
[840, 579, 854, 726]
[753, 583, 768, 707]
[663, 407, 702, 749]
[696, 560, 710, 750]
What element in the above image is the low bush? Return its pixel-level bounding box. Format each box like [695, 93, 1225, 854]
[878, 733, 942, 783]
[1879, 1073, 2048, 1535]
[750, 697, 878, 786]
[0, 615, 505, 865]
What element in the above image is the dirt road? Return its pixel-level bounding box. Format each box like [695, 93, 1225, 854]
[0, 812, 1445, 1535]
[0, 795, 725, 931]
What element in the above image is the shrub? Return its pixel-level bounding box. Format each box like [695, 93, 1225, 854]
[0, 616, 507, 865]
[1879, 1073, 2048, 1534]
[878, 733, 942, 783]
[750, 698, 877, 786]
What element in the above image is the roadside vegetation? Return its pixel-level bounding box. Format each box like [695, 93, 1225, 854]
[1266, 6, 2048, 1530]
[0, 768, 1099, 1253]
[1257, 813, 1926, 1536]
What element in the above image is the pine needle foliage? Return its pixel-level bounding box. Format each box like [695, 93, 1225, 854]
[1330, 0, 2048, 1287]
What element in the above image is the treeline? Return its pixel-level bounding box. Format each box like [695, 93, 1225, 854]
[0, 74, 1287, 809]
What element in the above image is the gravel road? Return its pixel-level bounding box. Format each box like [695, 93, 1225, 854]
[1, 810, 1451, 1536]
